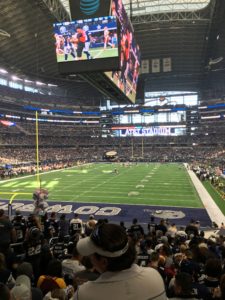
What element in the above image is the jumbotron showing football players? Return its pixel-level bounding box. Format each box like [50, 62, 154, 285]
[54, 16, 119, 62]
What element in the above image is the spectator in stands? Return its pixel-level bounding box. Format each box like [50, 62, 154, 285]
[0, 283, 11, 300]
[129, 218, 144, 240]
[167, 223, 178, 238]
[39, 242, 53, 275]
[0, 209, 16, 256]
[169, 272, 197, 300]
[175, 227, 187, 242]
[148, 216, 157, 234]
[48, 212, 59, 237]
[58, 214, 70, 238]
[74, 256, 100, 287]
[0, 253, 15, 288]
[209, 273, 225, 299]
[75, 223, 167, 300]
[179, 249, 200, 281]
[136, 240, 151, 267]
[16, 262, 43, 300]
[44, 288, 67, 300]
[24, 227, 43, 280]
[119, 221, 126, 231]
[37, 259, 66, 296]
[219, 274, 225, 299]
[11, 274, 32, 300]
[195, 242, 216, 265]
[42, 213, 51, 239]
[26, 214, 42, 231]
[156, 219, 168, 236]
[185, 220, 199, 237]
[11, 210, 27, 243]
[84, 215, 97, 236]
[52, 236, 66, 260]
[199, 258, 222, 300]
[70, 213, 83, 236]
[62, 246, 85, 277]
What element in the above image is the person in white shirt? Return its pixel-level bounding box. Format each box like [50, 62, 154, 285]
[62, 247, 85, 277]
[70, 213, 83, 236]
[74, 223, 167, 300]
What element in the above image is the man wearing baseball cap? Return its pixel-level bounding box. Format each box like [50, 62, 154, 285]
[74, 223, 167, 300]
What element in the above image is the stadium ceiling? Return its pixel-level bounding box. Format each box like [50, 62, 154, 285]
[0, 0, 225, 103]
[59, 0, 210, 16]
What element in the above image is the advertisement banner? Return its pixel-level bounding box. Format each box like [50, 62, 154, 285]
[152, 58, 160, 73]
[163, 57, 172, 72]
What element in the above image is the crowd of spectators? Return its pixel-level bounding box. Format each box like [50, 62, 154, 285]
[0, 145, 224, 166]
[0, 143, 224, 183]
[0, 122, 225, 164]
[1, 125, 225, 147]
[0, 209, 225, 299]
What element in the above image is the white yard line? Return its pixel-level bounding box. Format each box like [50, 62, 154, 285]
[185, 165, 225, 224]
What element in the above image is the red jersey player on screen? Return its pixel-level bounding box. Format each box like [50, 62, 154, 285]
[74, 26, 86, 60]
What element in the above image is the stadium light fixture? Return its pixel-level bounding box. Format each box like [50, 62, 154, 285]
[48, 83, 58, 87]
[36, 81, 45, 85]
[0, 29, 11, 38]
[25, 79, 33, 83]
[208, 57, 223, 65]
[0, 68, 8, 74]
[12, 75, 23, 81]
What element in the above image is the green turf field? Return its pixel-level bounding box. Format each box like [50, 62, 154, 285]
[0, 163, 203, 208]
[57, 47, 118, 62]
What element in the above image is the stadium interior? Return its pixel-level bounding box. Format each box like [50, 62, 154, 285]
[0, 0, 225, 299]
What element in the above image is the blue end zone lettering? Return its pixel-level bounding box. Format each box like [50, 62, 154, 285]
[95, 207, 121, 216]
[0, 200, 212, 226]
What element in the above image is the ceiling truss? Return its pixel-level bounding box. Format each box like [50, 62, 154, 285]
[131, 6, 211, 24]
[37, 0, 70, 22]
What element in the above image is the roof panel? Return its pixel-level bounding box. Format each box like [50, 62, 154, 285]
[123, 0, 211, 16]
[59, 0, 211, 17]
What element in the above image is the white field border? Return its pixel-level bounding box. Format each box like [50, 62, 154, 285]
[184, 163, 225, 224]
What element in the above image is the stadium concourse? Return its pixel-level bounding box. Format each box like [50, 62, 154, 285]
[1, 0, 225, 299]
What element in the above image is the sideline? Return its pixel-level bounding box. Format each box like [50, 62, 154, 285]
[0, 163, 92, 185]
[185, 164, 225, 225]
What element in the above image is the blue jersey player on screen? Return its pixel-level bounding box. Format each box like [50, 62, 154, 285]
[83, 25, 92, 60]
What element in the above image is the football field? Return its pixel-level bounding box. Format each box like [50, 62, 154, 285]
[0, 163, 203, 208]
[57, 47, 118, 62]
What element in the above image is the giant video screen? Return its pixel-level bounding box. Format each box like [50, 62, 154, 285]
[105, 0, 141, 103]
[54, 16, 120, 73]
